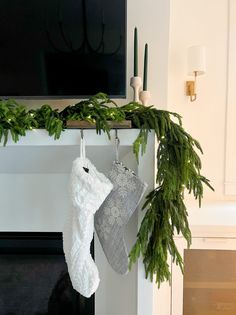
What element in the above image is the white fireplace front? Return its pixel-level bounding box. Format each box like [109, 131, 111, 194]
[0, 129, 156, 315]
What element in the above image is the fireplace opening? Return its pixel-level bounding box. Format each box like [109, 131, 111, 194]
[0, 232, 94, 315]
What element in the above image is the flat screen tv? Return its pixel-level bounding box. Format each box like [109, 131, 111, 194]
[0, 0, 126, 98]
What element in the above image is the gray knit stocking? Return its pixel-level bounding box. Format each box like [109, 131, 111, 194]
[95, 162, 147, 274]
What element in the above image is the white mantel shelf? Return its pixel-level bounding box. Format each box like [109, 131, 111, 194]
[0, 129, 145, 146]
[0, 129, 155, 175]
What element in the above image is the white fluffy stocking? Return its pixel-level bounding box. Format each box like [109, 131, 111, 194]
[63, 139, 113, 298]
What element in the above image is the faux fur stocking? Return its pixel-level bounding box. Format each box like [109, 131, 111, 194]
[63, 139, 113, 298]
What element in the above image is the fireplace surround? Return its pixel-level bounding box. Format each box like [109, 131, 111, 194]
[0, 130, 156, 315]
[0, 232, 94, 315]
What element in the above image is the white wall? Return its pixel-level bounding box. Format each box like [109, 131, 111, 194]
[225, 0, 236, 195]
[157, 3, 236, 314]
[168, 0, 230, 201]
[127, 0, 170, 108]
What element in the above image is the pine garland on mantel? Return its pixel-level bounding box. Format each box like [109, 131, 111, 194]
[0, 93, 213, 286]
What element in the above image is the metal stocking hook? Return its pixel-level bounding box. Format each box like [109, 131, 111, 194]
[80, 129, 85, 158]
[80, 129, 84, 156]
[115, 129, 120, 163]
[80, 129, 84, 139]
[80, 128, 89, 172]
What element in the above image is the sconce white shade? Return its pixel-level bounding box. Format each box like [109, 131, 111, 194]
[187, 45, 206, 76]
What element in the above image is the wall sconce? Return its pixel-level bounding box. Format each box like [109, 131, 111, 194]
[186, 45, 206, 102]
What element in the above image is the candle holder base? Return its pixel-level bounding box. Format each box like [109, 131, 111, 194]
[139, 90, 151, 106]
[130, 76, 142, 102]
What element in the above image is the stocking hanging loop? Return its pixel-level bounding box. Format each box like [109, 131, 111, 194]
[80, 129, 86, 159]
[80, 129, 84, 139]
[115, 129, 120, 163]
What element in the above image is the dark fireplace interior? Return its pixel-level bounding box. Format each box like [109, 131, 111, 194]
[0, 232, 94, 315]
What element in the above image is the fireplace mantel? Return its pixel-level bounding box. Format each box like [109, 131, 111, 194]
[1, 129, 144, 146]
[0, 129, 156, 315]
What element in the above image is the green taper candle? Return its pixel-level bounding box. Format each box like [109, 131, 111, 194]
[143, 43, 148, 90]
[134, 27, 138, 76]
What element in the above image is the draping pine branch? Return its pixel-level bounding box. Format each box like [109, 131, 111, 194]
[0, 93, 214, 285]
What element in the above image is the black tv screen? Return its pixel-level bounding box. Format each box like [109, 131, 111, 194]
[0, 0, 126, 98]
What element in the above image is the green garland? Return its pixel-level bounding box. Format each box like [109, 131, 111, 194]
[0, 93, 213, 286]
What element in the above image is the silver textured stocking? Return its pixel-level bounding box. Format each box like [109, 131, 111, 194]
[95, 162, 147, 274]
